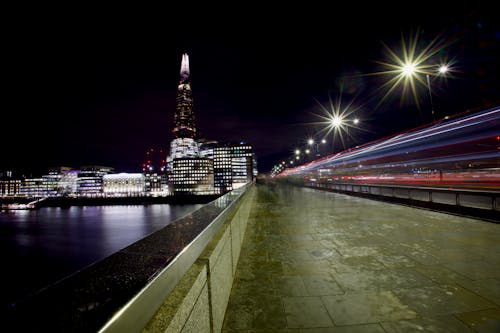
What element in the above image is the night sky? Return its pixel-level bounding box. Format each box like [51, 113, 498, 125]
[3, 4, 498, 176]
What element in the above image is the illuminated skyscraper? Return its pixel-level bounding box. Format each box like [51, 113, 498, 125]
[173, 53, 196, 139]
[167, 54, 214, 195]
[168, 53, 200, 163]
[166, 54, 257, 195]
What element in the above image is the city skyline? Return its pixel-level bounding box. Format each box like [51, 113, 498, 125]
[1, 53, 256, 198]
[3, 4, 498, 174]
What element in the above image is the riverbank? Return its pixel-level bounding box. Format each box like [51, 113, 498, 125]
[0, 194, 221, 208]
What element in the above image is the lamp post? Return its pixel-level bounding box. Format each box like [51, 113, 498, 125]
[308, 138, 328, 158]
[308, 138, 319, 157]
[426, 74, 435, 120]
[426, 64, 448, 121]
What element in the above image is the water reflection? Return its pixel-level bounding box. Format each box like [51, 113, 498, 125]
[0, 203, 202, 308]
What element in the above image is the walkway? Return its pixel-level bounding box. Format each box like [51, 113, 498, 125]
[222, 184, 500, 332]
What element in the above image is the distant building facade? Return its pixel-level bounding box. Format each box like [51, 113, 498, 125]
[103, 173, 145, 196]
[18, 167, 78, 197]
[214, 143, 257, 193]
[0, 171, 21, 196]
[142, 147, 169, 196]
[169, 158, 214, 195]
[77, 165, 114, 197]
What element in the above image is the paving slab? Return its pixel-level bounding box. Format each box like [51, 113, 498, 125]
[222, 184, 500, 332]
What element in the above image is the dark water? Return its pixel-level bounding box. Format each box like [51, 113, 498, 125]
[0, 203, 202, 308]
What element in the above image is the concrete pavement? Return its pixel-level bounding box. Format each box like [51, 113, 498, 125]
[222, 184, 500, 332]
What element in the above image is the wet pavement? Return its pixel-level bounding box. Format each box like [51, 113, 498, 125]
[222, 184, 500, 332]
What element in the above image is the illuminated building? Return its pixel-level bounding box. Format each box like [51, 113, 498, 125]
[144, 172, 168, 196]
[169, 158, 214, 195]
[20, 178, 46, 197]
[103, 173, 145, 196]
[44, 167, 78, 196]
[57, 169, 79, 195]
[0, 171, 21, 196]
[17, 167, 78, 197]
[231, 144, 256, 189]
[168, 138, 199, 161]
[173, 53, 196, 139]
[198, 139, 218, 159]
[167, 53, 214, 195]
[214, 143, 256, 193]
[213, 146, 233, 194]
[77, 165, 114, 197]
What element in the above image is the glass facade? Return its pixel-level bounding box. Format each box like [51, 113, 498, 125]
[77, 166, 114, 197]
[173, 53, 196, 139]
[214, 146, 234, 194]
[19, 178, 47, 197]
[170, 158, 214, 195]
[214, 144, 255, 193]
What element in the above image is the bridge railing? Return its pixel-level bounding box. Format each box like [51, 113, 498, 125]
[287, 176, 499, 222]
[6, 182, 256, 332]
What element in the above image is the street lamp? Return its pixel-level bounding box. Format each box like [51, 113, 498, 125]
[308, 138, 318, 157]
[331, 115, 343, 128]
[307, 138, 327, 158]
[371, 28, 453, 123]
[426, 64, 449, 120]
[425, 74, 435, 120]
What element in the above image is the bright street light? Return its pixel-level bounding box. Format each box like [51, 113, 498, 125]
[402, 63, 417, 76]
[438, 65, 448, 74]
[371, 29, 451, 111]
[331, 116, 342, 127]
[427, 63, 450, 120]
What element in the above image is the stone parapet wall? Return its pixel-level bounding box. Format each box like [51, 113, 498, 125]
[144, 185, 256, 332]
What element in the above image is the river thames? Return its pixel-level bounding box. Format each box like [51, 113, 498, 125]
[0, 203, 202, 310]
